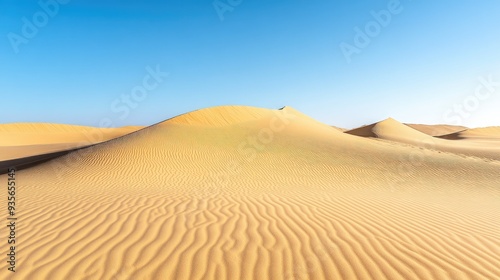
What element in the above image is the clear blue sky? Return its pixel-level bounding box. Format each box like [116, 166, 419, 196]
[1, 0, 500, 128]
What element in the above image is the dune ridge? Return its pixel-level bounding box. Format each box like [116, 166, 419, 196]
[1, 106, 499, 280]
[163, 106, 274, 127]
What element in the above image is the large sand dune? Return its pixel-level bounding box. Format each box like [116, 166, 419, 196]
[1, 106, 499, 280]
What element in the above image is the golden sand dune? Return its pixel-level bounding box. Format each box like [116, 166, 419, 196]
[0, 123, 142, 161]
[345, 118, 500, 161]
[1, 106, 499, 280]
[465, 126, 500, 137]
[165, 106, 275, 127]
[438, 126, 500, 141]
[405, 123, 467, 137]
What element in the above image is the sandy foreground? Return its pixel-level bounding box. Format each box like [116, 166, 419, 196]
[1, 106, 499, 280]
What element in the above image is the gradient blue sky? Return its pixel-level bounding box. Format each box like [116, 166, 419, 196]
[1, 0, 499, 128]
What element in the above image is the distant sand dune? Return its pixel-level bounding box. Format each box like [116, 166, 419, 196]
[438, 126, 500, 141]
[345, 118, 500, 161]
[0, 123, 142, 161]
[1, 106, 499, 280]
[405, 124, 467, 137]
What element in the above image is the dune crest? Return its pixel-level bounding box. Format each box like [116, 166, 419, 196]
[163, 106, 275, 127]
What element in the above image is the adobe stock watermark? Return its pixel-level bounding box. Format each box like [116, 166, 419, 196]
[339, 0, 409, 63]
[7, 0, 70, 54]
[50, 64, 169, 180]
[443, 74, 500, 125]
[213, 0, 243, 21]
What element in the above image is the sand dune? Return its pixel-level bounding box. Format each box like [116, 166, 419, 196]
[0, 123, 142, 161]
[465, 126, 500, 137]
[345, 117, 500, 161]
[1, 106, 499, 280]
[405, 123, 467, 137]
[438, 126, 500, 141]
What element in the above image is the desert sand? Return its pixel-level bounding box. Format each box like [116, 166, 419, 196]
[345, 118, 500, 161]
[0, 123, 142, 161]
[1, 106, 499, 280]
[405, 124, 467, 137]
[438, 126, 500, 141]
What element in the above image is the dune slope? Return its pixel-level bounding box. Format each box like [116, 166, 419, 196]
[1, 106, 499, 280]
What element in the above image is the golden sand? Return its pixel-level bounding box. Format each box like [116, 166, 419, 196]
[346, 118, 500, 161]
[1, 106, 499, 280]
[0, 123, 141, 161]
